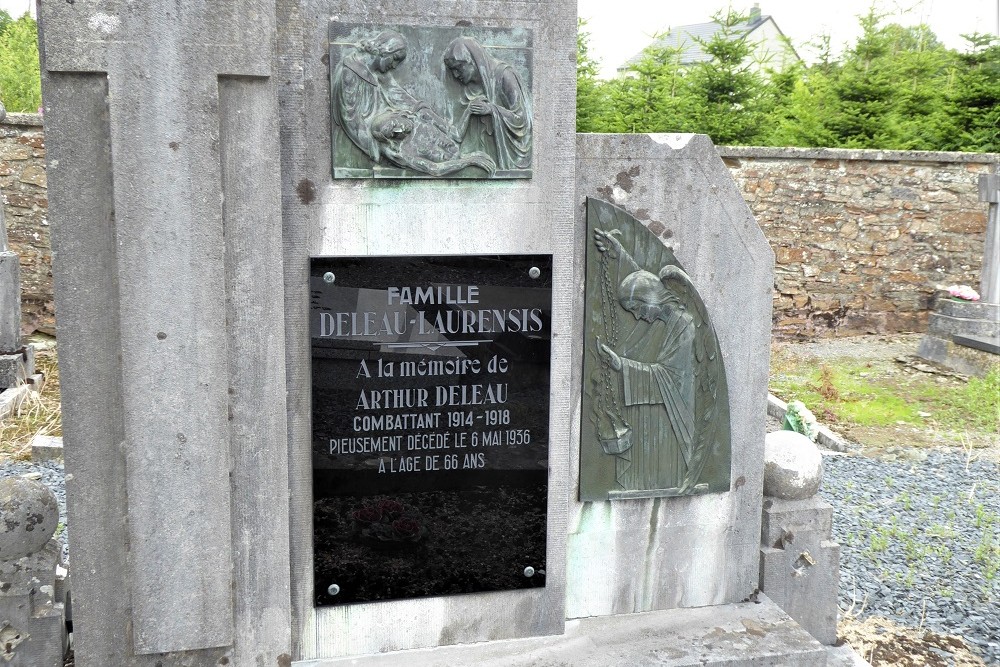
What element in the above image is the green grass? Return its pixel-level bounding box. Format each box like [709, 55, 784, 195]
[770, 360, 1000, 436]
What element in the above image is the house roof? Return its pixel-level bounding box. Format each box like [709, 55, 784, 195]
[619, 14, 773, 70]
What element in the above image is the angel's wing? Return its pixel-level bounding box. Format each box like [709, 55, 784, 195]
[659, 265, 730, 493]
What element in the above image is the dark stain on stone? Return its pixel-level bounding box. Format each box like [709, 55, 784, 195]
[634, 208, 650, 220]
[156, 332, 167, 340]
[662, 229, 674, 239]
[596, 185, 614, 201]
[321, 53, 330, 66]
[168, 141, 180, 151]
[722, 157, 741, 168]
[455, 20, 472, 27]
[218, 658, 230, 665]
[297, 179, 316, 205]
[277, 655, 293, 667]
[733, 475, 746, 490]
[615, 165, 641, 192]
[647, 221, 665, 236]
[177, 433, 187, 444]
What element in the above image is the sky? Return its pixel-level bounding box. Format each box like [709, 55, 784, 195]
[578, 0, 1000, 77]
[3, 0, 998, 76]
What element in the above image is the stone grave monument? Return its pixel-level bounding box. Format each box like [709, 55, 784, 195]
[39, 1, 838, 665]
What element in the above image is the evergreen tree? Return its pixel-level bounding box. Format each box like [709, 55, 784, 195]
[682, 9, 775, 144]
[576, 19, 608, 132]
[948, 34, 1000, 152]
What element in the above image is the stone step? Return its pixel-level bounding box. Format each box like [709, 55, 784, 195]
[936, 298, 1000, 321]
[927, 312, 1000, 341]
[303, 595, 829, 666]
[917, 334, 1000, 378]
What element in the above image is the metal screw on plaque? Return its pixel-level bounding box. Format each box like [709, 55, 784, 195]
[528, 267, 541, 279]
[523, 566, 535, 577]
[323, 272, 336, 284]
[327, 584, 341, 596]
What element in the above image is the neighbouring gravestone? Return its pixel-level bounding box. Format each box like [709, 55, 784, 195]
[39, 2, 833, 666]
[918, 174, 1000, 374]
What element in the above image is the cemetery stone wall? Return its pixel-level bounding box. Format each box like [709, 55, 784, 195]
[721, 146, 1000, 339]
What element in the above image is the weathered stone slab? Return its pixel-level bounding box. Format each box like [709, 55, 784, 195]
[298, 594, 826, 667]
[937, 298, 1000, 320]
[0, 252, 20, 354]
[569, 133, 773, 618]
[927, 311, 999, 340]
[918, 334, 1000, 377]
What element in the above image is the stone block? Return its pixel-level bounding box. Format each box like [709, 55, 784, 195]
[917, 334, 1000, 377]
[759, 497, 840, 646]
[31, 435, 63, 463]
[0, 479, 68, 666]
[927, 311, 999, 341]
[937, 298, 999, 320]
[0, 345, 34, 388]
[0, 252, 20, 354]
[302, 595, 827, 666]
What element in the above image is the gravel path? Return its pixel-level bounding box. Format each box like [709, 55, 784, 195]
[820, 448, 1000, 665]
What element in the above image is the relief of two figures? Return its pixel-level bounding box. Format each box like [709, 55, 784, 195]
[331, 28, 532, 179]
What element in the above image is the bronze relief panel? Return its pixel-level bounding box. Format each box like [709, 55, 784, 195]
[329, 23, 532, 179]
[580, 198, 731, 501]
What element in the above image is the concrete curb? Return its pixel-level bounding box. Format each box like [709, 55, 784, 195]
[767, 394, 851, 453]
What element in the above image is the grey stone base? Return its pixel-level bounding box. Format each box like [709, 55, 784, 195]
[296, 595, 828, 666]
[917, 334, 1000, 378]
[760, 497, 840, 646]
[31, 435, 63, 463]
[0, 345, 34, 389]
[0, 540, 69, 667]
[927, 310, 999, 341]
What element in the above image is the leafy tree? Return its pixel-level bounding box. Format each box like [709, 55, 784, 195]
[0, 13, 41, 113]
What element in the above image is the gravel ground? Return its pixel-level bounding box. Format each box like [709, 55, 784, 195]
[820, 448, 1000, 665]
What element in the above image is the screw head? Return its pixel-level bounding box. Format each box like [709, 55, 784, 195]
[327, 584, 341, 596]
[323, 272, 336, 284]
[528, 267, 541, 279]
[523, 566, 535, 578]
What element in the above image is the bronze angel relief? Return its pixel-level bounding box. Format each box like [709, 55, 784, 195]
[580, 198, 731, 501]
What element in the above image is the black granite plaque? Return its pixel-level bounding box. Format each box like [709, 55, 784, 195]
[311, 255, 551, 606]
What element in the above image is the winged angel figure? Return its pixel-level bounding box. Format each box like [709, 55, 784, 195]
[591, 219, 729, 496]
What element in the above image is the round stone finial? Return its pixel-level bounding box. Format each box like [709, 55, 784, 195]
[763, 430, 823, 500]
[0, 478, 59, 560]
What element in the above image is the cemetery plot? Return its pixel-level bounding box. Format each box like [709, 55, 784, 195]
[311, 255, 551, 605]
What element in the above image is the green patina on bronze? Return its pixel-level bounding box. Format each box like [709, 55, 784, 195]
[329, 23, 532, 180]
[580, 198, 731, 501]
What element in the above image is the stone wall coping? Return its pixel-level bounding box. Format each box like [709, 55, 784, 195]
[0, 112, 43, 127]
[719, 145, 1000, 166]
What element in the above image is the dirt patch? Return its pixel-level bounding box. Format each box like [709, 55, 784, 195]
[839, 616, 987, 666]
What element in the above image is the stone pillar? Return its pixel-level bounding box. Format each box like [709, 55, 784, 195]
[39, 1, 290, 664]
[0, 478, 68, 667]
[759, 430, 840, 646]
[979, 174, 999, 305]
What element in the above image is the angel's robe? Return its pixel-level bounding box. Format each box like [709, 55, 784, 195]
[615, 307, 696, 492]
